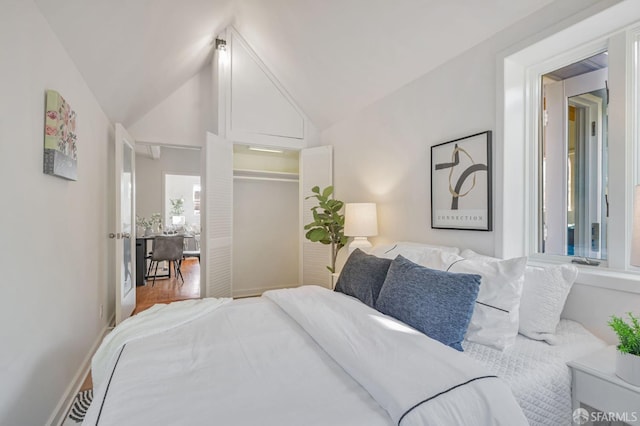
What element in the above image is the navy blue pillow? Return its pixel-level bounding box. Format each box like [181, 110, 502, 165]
[375, 255, 480, 351]
[335, 249, 392, 307]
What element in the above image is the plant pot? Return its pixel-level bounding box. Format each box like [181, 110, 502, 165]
[144, 227, 153, 237]
[615, 349, 640, 386]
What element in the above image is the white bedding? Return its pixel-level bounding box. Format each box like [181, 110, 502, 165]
[83, 286, 526, 425]
[91, 297, 231, 388]
[464, 319, 606, 426]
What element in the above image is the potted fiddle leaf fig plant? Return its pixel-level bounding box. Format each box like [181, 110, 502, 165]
[304, 185, 347, 273]
[608, 312, 640, 386]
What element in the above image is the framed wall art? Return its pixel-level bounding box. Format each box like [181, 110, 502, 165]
[430, 131, 492, 231]
[44, 90, 78, 180]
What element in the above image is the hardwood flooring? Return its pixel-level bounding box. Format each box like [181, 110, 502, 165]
[133, 258, 201, 314]
[78, 259, 201, 392]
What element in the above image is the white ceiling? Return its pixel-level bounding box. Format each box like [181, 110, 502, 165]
[34, 0, 555, 130]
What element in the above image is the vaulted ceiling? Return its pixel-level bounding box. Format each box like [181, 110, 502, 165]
[34, 0, 556, 130]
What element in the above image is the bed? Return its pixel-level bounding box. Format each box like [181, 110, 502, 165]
[84, 242, 606, 426]
[464, 319, 605, 425]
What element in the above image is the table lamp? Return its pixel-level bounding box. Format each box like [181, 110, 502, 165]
[344, 203, 378, 253]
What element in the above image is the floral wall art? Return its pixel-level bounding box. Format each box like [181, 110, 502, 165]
[43, 90, 77, 180]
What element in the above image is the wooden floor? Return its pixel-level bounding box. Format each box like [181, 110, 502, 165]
[133, 258, 201, 314]
[78, 259, 201, 392]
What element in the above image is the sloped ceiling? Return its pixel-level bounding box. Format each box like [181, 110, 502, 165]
[34, 0, 555, 130]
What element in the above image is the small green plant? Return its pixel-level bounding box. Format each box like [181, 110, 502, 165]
[170, 198, 185, 216]
[136, 213, 162, 230]
[304, 186, 347, 273]
[608, 312, 640, 356]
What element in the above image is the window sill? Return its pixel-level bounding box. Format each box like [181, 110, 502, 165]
[527, 255, 640, 295]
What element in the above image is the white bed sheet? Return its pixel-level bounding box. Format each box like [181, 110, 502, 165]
[463, 319, 607, 426]
[84, 287, 526, 426]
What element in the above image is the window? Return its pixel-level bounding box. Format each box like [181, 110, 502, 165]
[193, 184, 201, 215]
[539, 53, 609, 260]
[499, 3, 640, 278]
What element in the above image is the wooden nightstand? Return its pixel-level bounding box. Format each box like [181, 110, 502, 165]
[567, 346, 640, 425]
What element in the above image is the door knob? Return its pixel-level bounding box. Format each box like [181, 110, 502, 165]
[122, 232, 131, 239]
[109, 233, 116, 239]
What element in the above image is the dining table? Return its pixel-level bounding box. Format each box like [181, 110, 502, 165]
[135, 233, 196, 286]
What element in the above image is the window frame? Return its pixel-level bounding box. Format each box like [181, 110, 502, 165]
[528, 42, 610, 266]
[497, 3, 640, 294]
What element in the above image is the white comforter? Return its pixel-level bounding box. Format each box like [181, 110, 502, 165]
[83, 286, 526, 425]
[91, 297, 232, 388]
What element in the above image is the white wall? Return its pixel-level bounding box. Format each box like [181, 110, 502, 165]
[128, 64, 215, 147]
[233, 179, 299, 297]
[321, 0, 610, 256]
[0, 1, 113, 424]
[136, 147, 202, 231]
[128, 31, 323, 153]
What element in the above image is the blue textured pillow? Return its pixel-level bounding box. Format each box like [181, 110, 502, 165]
[375, 255, 481, 351]
[335, 249, 392, 307]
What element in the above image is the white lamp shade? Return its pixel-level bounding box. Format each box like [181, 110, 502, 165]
[344, 203, 378, 237]
[631, 185, 640, 266]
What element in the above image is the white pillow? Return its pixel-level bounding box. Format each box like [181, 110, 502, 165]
[370, 242, 460, 270]
[462, 249, 580, 344]
[447, 254, 527, 350]
[518, 264, 578, 344]
[371, 242, 460, 255]
[460, 248, 499, 261]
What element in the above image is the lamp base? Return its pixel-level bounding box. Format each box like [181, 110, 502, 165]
[348, 237, 372, 253]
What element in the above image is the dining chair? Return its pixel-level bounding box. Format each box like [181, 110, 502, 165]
[183, 234, 200, 263]
[148, 235, 185, 286]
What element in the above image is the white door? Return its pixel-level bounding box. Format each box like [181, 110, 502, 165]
[300, 146, 333, 288]
[204, 132, 233, 298]
[114, 123, 136, 324]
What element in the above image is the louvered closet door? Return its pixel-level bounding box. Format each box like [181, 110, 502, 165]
[300, 146, 333, 288]
[205, 132, 233, 298]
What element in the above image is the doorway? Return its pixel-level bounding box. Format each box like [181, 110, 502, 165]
[134, 143, 203, 312]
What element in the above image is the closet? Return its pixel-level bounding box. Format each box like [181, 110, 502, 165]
[204, 27, 333, 298]
[232, 146, 299, 297]
[206, 138, 332, 298]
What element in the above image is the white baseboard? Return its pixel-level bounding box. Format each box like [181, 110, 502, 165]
[47, 313, 115, 426]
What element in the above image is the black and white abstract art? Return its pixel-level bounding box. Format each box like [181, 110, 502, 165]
[430, 131, 492, 231]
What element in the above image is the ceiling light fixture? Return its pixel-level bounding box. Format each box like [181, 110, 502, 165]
[248, 147, 284, 154]
[215, 38, 227, 51]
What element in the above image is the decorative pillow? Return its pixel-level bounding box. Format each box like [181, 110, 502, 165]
[461, 249, 579, 344]
[334, 249, 392, 307]
[518, 264, 578, 344]
[447, 255, 527, 350]
[375, 255, 481, 351]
